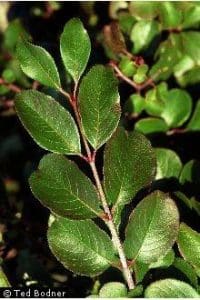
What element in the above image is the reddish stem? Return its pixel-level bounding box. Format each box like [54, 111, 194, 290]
[0, 78, 21, 93]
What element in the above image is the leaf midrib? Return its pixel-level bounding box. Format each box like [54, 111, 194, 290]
[24, 41, 59, 88]
[128, 197, 158, 261]
[59, 221, 115, 266]
[18, 98, 79, 153]
[33, 163, 101, 217]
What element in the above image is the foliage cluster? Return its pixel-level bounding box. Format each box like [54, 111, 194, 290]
[0, 2, 200, 298]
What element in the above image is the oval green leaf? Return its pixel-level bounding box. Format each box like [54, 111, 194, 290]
[174, 258, 198, 288]
[161, 89, 192, 128]
[145, 279, 199, 298]
[78, 65, 120, 149]
[17, 39, 60, 89]
[155, 148, 182, 180]
[29, 154, 102, 219]
[179, 160, 200, 185]
[149, 249, 175, 269]
[60, 18, 91, 82]
[99, 282, 127, 298]
[160, 2, 182, 29]
[15, 90, 81, 154]
[187, 100, 200, 131]
[131, 20, 160, 54]
[104, 127, 156, 226]
[135, 117, 169, 134]
[48, 217, 117, 276]
[178, 223, 200, 270]
[124, 191, 179, 263]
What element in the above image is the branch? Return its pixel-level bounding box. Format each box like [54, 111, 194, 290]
[60, 86, 135, 290]
[109, 61, 160, 93]
[0, 78, 21, 93]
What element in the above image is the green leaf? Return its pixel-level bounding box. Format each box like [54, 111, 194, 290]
[159, 2, 182, 29]
[47, 217, 117, 276]
[149, 249, 175, 269]
[99, 282, 127, 298]
[174, 258, 198, 288]
[119, 56, 136, 77]
[174, 55, 195, 78]
[145, 279, 199, 298]
[124, 94, 145, 115]
[15, 90, 81, 154]
[131, 20, 160, 54]
[135, 117, 169, 134]
[133, 260, 149, 284]
[155, 148, 182, 180]
[161, 89, 192, 128]
[144, 88, 166, 117]
[177, 223, 200, 270]
[119, 14, 136, 35]
[17, 39, 60, 89]
[191, 197, 200, 217]
[127, 285, 143, 298]
[29, 154, 102, 219]
[181, 32, 200, 64]
[2, 69, 16, 83]
[187, 101, 200, 131]
[177, 67, 200, 87]
[0, 85, 9, 95]
[0, 267, 10, 288]
[60, 18, 91, 82]
[150, 38, 182, 81]
[129, 2, 159, 20]
[4, 19, 29, 52]
[182, 5, 200, 29]
[78, 65, 120, 149]
[174, 192, 200, 216]
[104, 128, 155, 226]
[124, 191, 179, 264]
[179, 160, 200, 185]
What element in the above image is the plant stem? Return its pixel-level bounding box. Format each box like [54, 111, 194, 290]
[109, 61, 160, 92]
[60, 87, 135, 290]
[89, 160, 135, 290]
[0, 78, 21, 93]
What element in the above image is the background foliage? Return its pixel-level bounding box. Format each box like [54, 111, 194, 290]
[0, 1, 200, 297]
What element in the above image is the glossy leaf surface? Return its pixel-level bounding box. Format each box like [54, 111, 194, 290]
[179, 160, 200, 185]
[149, 249, 175, 269]
[124, 191, 179, 263]
[161, 89, 192, 128]
[17, 39, 60, 89]
[48, 217, 117, 276]
[60, 18, 91, 82]
[131, 20, 159, 54]
[15, 90, 81, 154]
[99, 282, 127, 298]
[145, 279, 199, 298]
[178, 223, 200, 270]
[30, 154, 102, 219]
[155, 148, 182, 180]
[78, 65, 120, 149]
[174, 258, 198, 288]
[135, 117, 168, 134]
[104, 127, 155, 214]
[187, 100, 200, 131]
